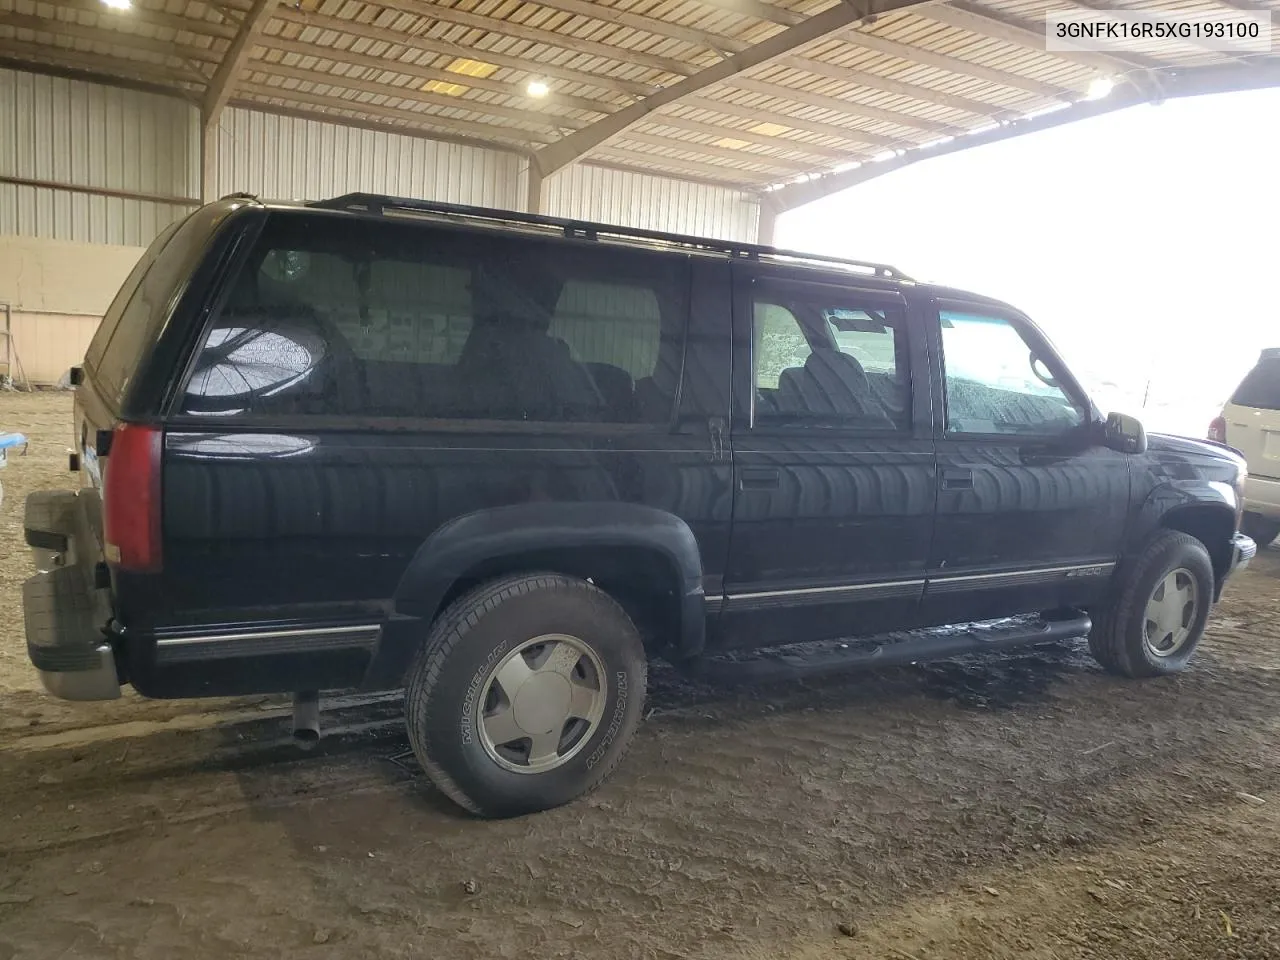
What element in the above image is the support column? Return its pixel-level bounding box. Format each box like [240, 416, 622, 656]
[523, 159, 546, 215]
[756, 196, 780, 247]
[201, 0, 275, 202]
[201, 110, 219, 202]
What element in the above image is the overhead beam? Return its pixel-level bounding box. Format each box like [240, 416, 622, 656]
[676, 94, 900, 150]
[58, 0, 237, 41]
[775, 55, 1013, 119]
[833, 27, 1071, 101]
[924, 3, 1160, 81]
[521, 0, 751, 56]
[767, 59, 1280, 210]
[230, 97, 533, 158]
[248, 60, 578, 133]
[203, 0, 278, 199]
[204, 0, 276, 121]
[237, 80, 548, 146]
[722, 75, 970, 135]
[258, 36, 609, 117]
[0, 49, 198, 100]
[683, 0, 802, 27]
[581, 158, 755, 192]
[636, 113, 858, 162]
[274, 7, 655, 99]
[532, 0, 931, 176]
[371, 0, 698, 79]
[588, 147, 773, 185]
[613, 130, 816, 173]
[0, 11, 215, 80]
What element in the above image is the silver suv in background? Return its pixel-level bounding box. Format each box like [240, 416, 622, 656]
[1212, 348, 1280, 547]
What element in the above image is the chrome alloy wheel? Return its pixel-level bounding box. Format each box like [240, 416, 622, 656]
[1143, 567, 1200, 658]
[476, 634, 607, 773]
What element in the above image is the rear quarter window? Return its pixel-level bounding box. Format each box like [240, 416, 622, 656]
[179, 212, 691, 425]
[1231, 357, 1280, 411]
[85, 205, 233, 408]
[84, 221, 181, 376]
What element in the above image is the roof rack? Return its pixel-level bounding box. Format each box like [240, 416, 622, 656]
[305, 192, 911, 282]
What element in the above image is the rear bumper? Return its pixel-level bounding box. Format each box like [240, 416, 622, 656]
[1244, 475, 1280, 521]
[22, 490, 121, 701]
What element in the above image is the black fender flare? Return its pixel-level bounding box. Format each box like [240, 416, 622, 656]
[1126, 479, 1238, 574]
[373, 502, 706, 684]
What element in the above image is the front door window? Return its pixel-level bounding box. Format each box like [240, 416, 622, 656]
[939, 310, 1084, 436]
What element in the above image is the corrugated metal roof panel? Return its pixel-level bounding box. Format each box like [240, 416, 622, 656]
[2, 0, 1272, 195]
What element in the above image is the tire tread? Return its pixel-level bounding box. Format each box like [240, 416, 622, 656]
[1088, 530, 1210, 678]
[404, 573, 646, 817]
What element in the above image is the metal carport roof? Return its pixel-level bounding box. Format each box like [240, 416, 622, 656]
[1, 0, 1278, 211]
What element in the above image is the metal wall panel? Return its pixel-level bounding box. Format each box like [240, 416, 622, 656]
[214, 107, 524, 208]
[543, 163, 761, 243]
[0, 68, 199, 245]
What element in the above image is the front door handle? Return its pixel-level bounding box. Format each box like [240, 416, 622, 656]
[940, 468, 974, 490]
[740, 468, 780, 490]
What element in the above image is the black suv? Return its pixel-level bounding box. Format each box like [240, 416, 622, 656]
[24, 194, 1255, 817]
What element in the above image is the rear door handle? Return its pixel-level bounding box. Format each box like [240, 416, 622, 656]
[740, 468, 780, 490]
[940, 468, 973, 490]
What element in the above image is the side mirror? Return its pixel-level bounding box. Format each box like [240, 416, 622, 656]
[1103, 411, 1147, 454]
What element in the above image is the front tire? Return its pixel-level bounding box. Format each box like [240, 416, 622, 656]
[1088, 530, 1214, 678]
[404, 573, 647, 818]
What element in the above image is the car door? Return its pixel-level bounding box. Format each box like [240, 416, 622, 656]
[922, 298, 1131, 623]
[714, 268, 936, 650]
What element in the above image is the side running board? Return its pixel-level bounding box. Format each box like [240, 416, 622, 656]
[688, 613, 1091, 684]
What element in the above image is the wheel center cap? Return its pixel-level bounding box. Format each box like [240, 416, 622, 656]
[512, 673, 572, 735]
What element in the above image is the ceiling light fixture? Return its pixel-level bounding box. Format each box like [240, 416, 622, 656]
[1086, 76, 1115, 101]
[101, 0, 131, 10]
[527, 80, 550, 98]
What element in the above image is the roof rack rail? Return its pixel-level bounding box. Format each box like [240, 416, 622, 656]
[305, 192, 911, 281]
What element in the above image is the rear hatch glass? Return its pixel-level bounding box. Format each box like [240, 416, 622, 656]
[1231, 356, 1280, 411]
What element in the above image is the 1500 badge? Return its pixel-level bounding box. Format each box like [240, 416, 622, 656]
[1066, 565, 1110, 578]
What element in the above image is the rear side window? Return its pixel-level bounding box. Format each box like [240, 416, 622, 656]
[751, 287, 910, 432]
[85, 207, 225, 407]
[1231, 356, 1280, 410]
[180, 214, 691, 425]
[84, 221, 182, 385]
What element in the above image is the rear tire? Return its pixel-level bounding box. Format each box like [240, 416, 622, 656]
[404, 573, 647, 818]
[1088, 530, 1214, 678]
[1242, 513, 1280, 549]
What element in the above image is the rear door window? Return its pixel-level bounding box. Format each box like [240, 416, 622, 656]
[1231, 356, 1280, 410]
[180, 213, 691, 425]
[751, 287, 911, 431]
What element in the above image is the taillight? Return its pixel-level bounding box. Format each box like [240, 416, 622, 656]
[102, 424, 162, 573]
[1208, 416, 1227, 443]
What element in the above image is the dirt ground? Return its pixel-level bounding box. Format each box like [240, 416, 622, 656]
[2, 390, 1279, 960]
